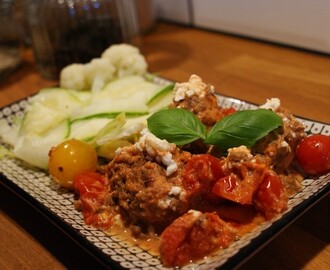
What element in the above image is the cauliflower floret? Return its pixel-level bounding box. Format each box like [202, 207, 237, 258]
[101, 44, 147, 77]
[59, 44, 148, 91]
[84, 58, 116, 92]
[60, 63, 87, 91]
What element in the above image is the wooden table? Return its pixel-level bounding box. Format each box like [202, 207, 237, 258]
[0, 22, 329, 270]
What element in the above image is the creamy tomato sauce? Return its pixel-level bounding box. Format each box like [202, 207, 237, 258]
[74, 75, 306, 267]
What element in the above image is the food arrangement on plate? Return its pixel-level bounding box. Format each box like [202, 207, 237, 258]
[0, 44, 329, 268]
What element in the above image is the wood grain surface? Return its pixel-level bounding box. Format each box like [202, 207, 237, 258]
[0, 22, 329, 270]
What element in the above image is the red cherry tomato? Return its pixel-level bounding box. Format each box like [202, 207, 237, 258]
[183, 154, 224, 196]
[74, 171, 108, 195]
[212, 174, 239, 202]
[159, 211, 235, 267]
[296, 134, 330, 175]
[254, 171, 288, 219]
[222, 107, 237, 116]
[212, 163, 266, 205]
[74, 172, 112, 229]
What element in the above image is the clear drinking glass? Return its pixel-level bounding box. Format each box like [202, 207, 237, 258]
[24, 0, 139, 79]
[0, 0, 23, 80]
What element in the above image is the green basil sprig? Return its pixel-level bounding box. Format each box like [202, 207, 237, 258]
[147, 108, 206, 145]
[147, 108, 283, 149]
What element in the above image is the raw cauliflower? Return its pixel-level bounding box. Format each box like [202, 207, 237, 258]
[101, 44, 148, 77]
[60, 63, 87, 91]
[85, 58, 116, 92]
[59, 44, 148, 92]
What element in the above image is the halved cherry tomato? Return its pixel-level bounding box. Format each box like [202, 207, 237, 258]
[159, 211, 236, 267]
[212, 163, 266, 205]
[74, 172, 112, 229]
[78, 192, 113, 228]
[212, 174, 240, 201]
[254, 171, 288, 219]
[74, 171, 108, 195]
[296, 134, 330, 175]
[222, 107, 237, 116]
[183, 154, 224, 196]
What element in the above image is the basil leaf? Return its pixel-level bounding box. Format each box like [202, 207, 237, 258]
[204, 109, 283, 149]
[147, 108, 206, 145]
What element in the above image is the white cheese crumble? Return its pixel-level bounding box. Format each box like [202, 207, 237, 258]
[187, 209, 202, 218]
[169, 186, 182, 196]
[227, 145, 253, 163]
[135, 129, 178, 176]
[158, 198, 172, 209]
[158, 187, 187, 210]
[173, 74, 214, 102]
[168, 186, 187, 200]
[281, 141, 289, 148]
[259, 98, 281, 111]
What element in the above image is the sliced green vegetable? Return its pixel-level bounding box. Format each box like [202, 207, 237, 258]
[71, 111, 148, 123]
[89, 113, 126, 146]
[0, 119, 20, 147]
[69, 117, 112, 141]
[73, 98, 149, 119]
[204, 109, 283, 149]
[148, 90, 174, 113]
[146, 83, 174, 105]
[21, 88, 85, 135]
[0, 145, 14, 159]
[93, 114, 147, 146]
[93, 75, 162, 103]
[147, 108, 206, 145]
[13, 120, 69, 169]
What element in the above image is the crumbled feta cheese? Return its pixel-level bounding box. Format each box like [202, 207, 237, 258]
[115, 147, 122, 155]
[188, 209, 202, 218]
[179, 191, 187, 200]
[169, 186, 182, 196]
[227, 146, 253, 162]
[158, 198, 172, 209]
[173, 74, 214, 102]
[281, 141, 289, 148]
[290, 131, 297, 138]
[162, 152, 178, 176]
[259, 98, 281, 111]
[135, 129, 178, 176]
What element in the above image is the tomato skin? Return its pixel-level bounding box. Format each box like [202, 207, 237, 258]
[74, 171, 108, 195]
[254, 171, 288, 219]
[74, 172, 112, 229]
[222, 107, 237, 116]
[183, 154, 224, 194]
[48, 139, 98, 189]
[212, 174, 239, 201]
[212, 162, 267, 205]
[296, 134, 330, 175]
[159, 211, 236, 267]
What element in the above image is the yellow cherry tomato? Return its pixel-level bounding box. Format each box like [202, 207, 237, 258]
[48, 139, 98, 189]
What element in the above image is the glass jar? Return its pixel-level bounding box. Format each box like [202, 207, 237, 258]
[24, 0, 139, 79]
[0, 0, 23, 80]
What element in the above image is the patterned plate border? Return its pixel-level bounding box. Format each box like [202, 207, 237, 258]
[0, 77, 329, 270]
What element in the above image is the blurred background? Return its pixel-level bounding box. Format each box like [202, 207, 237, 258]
[0, 0, 329, 80]
[155, 0, 330, 54]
